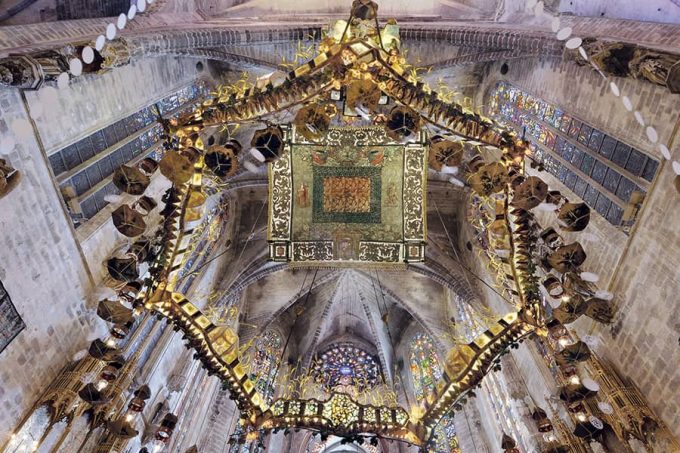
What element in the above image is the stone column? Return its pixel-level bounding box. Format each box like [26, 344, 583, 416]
[454, 402, 490, 453]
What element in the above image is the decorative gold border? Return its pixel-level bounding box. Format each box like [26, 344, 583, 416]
[268, 127, 427, 264]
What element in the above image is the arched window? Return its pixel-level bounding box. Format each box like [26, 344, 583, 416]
[488, 81, 659, 228]
[230, 331, 283, 453]
[312, 343, 380, 390]
[451, 294, 488, 343]
[409, 333, 443, 402]
[250, 330, 283, 403]
[409, 333, 460, 452]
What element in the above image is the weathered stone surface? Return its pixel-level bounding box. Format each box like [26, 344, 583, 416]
[0, 88, 105, 441]
[479, 56, 680, 437]
[0, 53, 204, 442]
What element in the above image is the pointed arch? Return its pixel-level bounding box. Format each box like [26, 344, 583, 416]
[409, 333, 460, 452]
[249, 329, 283, 403]
[409, 333, 443, 403]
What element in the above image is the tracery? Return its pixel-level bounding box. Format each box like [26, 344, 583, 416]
[250, 330, 284, 404]
[312, 344, 381, 391]
[409, 333, 460, 453]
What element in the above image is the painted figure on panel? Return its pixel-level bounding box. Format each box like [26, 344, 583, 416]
[368, 149, 384, 166]
[338, 237, 354, 260]
[312, 150, 328, 165]
[385, 182, 399, 207]
[297, 182, 311, 208]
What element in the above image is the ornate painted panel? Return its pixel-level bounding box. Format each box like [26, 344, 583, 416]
[268, 126, 427, 266]
[0, 279, 25, 354]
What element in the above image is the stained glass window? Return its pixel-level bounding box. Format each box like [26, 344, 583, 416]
[409, 333, 460, 453]
[250, 330, 283, 403]
[231, 331, 282, 453]
[451, 294, 487, 343]
[488, 82, 658, 229]
[0, 279, 24, 354]
[311, 343, 380, 390]
[50, 82, 207, 227]
[484, 372, 528, 452]
[410, 333, 442, 402]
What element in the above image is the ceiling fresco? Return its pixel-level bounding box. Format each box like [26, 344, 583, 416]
[269, 126, 427, 265]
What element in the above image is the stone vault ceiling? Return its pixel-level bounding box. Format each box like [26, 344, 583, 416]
[198, 0, 680, 24]
[3, 0, 680, 451]
[234, 266, 472, 382]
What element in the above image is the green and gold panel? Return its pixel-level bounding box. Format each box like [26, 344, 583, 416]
[268, 126, 427, 266]
[312, 166, 382, 224]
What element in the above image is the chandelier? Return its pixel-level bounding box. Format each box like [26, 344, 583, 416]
[100, 0, 615, 448]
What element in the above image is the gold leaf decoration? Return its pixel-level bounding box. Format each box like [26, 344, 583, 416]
[547, 242, 587, 273]
[111, 205, 146, 237]
[97, 299, 134, 325]
[112, 165, 150, 195]
[468, 162, 509, 196]
[351, 0, 379, 20]
[346, 79, 381, 112]
[557, 202, 591, 232]
[443, 345, 475, 379]
[428, 136, 463, 171]
[251, 126, 285, 162]
[160, 149, 199, 184]
[555, 341, 591, 366]
[584, 298, 614, 323]
[0, 158, 21, 198]
[552, 296, 587, 324]
[294, 104, 331, 141]
[512, 176, 548, 210]
[205, 141, 241, 178]
[385, 105, 421, 141]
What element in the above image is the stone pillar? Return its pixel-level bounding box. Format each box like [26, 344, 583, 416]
[476, 357, 542, 453]
[454, 402, 490, 453]
[197, 388, 239, 452]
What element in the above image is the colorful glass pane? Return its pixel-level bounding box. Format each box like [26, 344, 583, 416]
[488, 82, 656, 228]
[312, 344, 380, 390]
[250, 330, 282, 403]
[409, 333, 442, 402]
[410, 333, 460, 453]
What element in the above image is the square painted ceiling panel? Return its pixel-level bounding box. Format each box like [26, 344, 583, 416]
[268, 126, 427, 266]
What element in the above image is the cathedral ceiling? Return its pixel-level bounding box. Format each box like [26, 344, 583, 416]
[3, 0, 678, 449]
[236, 266, 460, 387]
[195, 0, 680, 24]
[6, 0, 678, 25]
[125, 1, 599, 437]
[104, 0, 652, 439]
[205, 172, 475, 359]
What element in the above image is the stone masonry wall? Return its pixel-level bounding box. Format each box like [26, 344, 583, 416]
[478, 55, 680, 437]
[0, 55, 203, 443]
[26, 56, 200, 155]
[0, 88, 106, 442]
